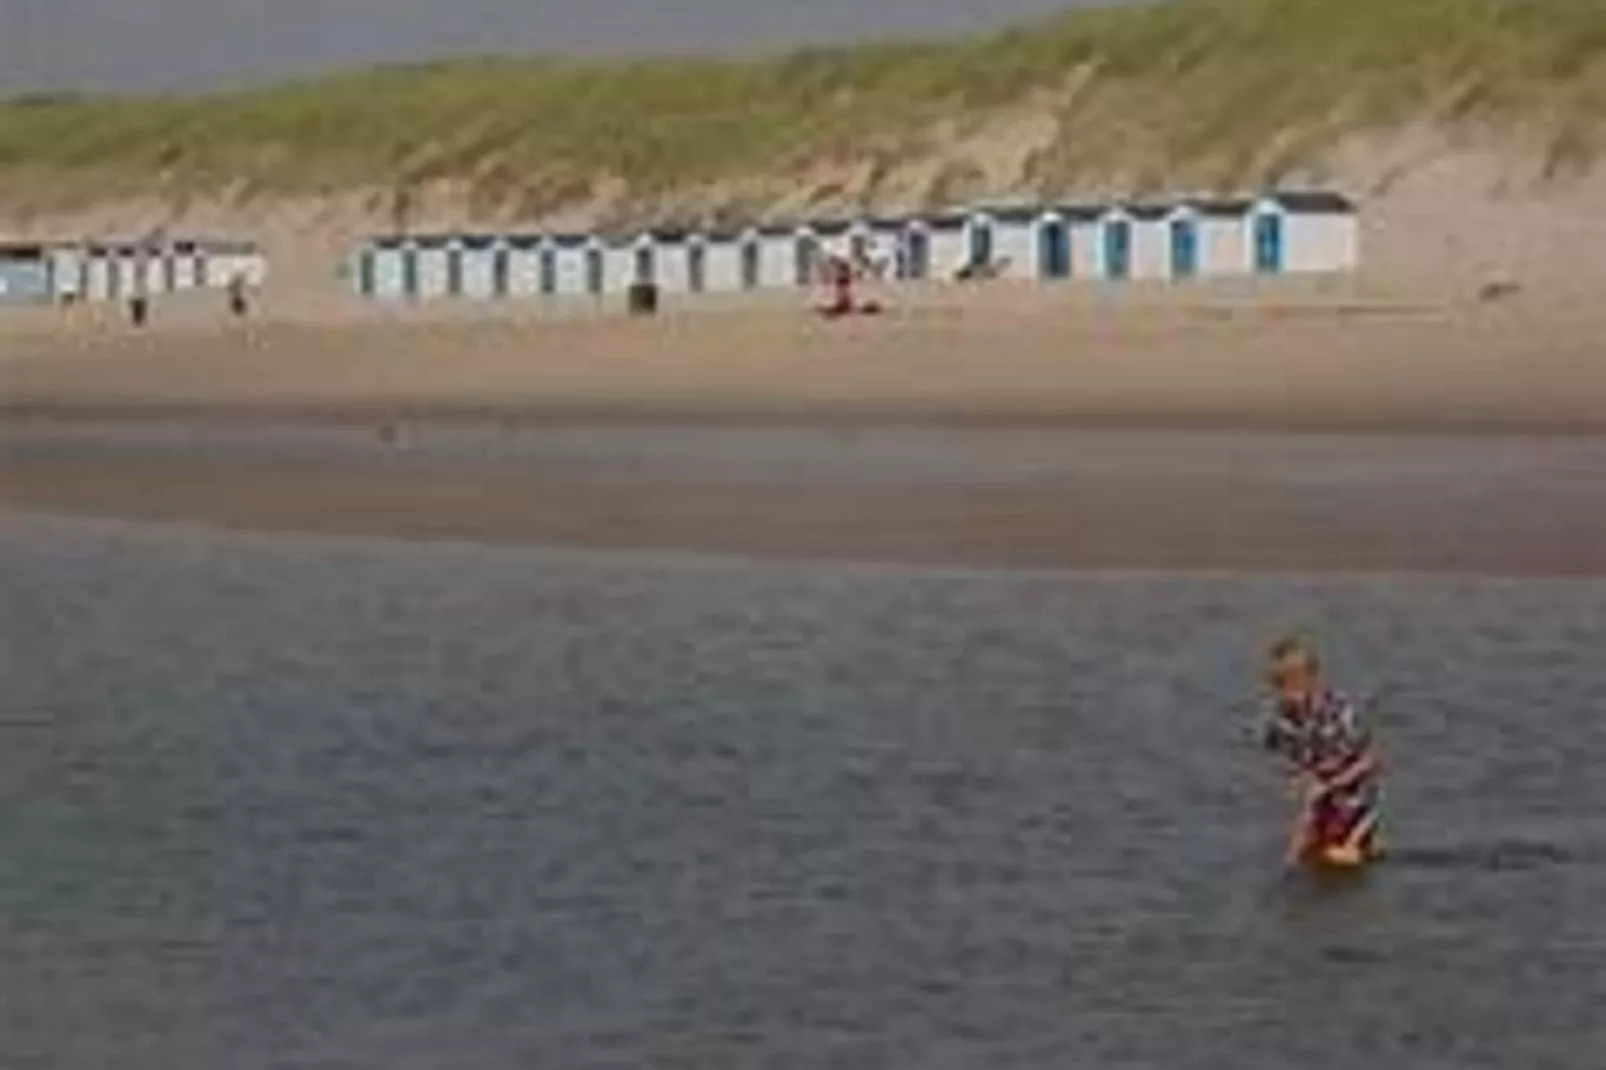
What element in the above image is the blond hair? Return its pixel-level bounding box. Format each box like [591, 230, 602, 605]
[1264, 634, 1320, 683]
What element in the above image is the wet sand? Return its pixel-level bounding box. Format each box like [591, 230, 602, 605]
[5, 423, 1604, 574]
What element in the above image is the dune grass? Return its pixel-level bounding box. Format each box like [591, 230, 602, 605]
[3, 0, 1606, 214]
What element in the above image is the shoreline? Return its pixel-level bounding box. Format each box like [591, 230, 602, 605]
[6, 426, 1605, 576]
[9, 403, 1606, 437]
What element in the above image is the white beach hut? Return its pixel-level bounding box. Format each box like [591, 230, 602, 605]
[856, 216, 902, 282]
[1128, 203, 1173, 280]
[544, 234, 605, 297]
[1054, 203, 1104, 280]
[891, 216, 931, 282]
[597, 232, 649, 295]
[378, 236, 416, 300]
[1182, 198, 1253, 278]
[410, 236, 452, 300]
[789, 223, 825, 288]
[745, 225, 793, 290]
[637, 228, 698, 295]
[448, 235, 500, 299]
[697, 227, 756, 293]
[497, 234, 544, 298]
[809, 219, 859, 284]
[1030, 204, 1104, 281]
[107, 245, 141, 297]
[921, 212, 970, 282]
[1247, 190, 1359, 275]
[199, 240, 267, 290]
[961, 205, 1037, 281]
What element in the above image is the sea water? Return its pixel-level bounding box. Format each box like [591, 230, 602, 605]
[2, 514, 1603, 1069]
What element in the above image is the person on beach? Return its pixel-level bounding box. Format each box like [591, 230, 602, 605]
[1259, 635, 1382, 867]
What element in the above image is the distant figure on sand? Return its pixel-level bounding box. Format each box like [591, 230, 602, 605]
[227, 273, 250, 318]
[816, 255, 882, 319]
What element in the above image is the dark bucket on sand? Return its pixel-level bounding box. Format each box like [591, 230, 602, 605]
[628, 281, 659, 316]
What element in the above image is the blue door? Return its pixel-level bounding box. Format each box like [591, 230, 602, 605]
[1103, 220, 1130, 280]
[1038, 220, 1070, 279]
[401, 247, 419, 299]
[741, 241, 760, 290]
[968, 221, 993, 269]
[903, 229, 930, 280]
[539, 249, 557, 294]
[1170, 219, 1198, 279]
[1253, 212, 1283, 274]
[794, 236, 819, 286]
[634, 245, 655, 285]
[688, 243, 706, 293]
[491, 248, 510, 298]
[585, 248, 604, 294]
[445, 247, 464, 297]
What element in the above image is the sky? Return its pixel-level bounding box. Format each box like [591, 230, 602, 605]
[0, 0, 1128, 95]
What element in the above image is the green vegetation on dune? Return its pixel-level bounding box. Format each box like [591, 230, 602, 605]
[3, 0, 1606, 215]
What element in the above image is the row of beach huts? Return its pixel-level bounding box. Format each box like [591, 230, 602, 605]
[0, 239, 269, 306]
[0, 190, 1358, 308]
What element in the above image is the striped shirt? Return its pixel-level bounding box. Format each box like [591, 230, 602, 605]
[1261, 689, 1373, 782]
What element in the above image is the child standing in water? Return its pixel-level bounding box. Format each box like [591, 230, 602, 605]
[1259, 636, 1383, 866]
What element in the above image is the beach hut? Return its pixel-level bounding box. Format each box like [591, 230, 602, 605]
[199, 239, 268, 290]
[1050, 203, 1102, 280]
[543, 234, 604, 297]
[83, 245, 116, 301]
[137, 245, 168, 295]
[110, 245, 145, 297]
[1184, 197, 1253, 277]
[354, 236, 409, 299]
[856, 216, 902, 281]
[488, 237, 514, 299]
[497, 233, 546, 298]
[961, 205, 1037, 281]
[742, 225, 791, 290]
[777, 223, 815, 287]
[1248, 190, 1358, 275]
[698, 226, 754, 293]
[598, 232, 649, 295]
[1034, 209, 1073, 281]
[919, 211, 969, 282]
[1096, 206, 1135, 281]
[1161, 203, 1203, 280]
[445, 235, 499, 299]
[164, 241, 205, 291]
[1031, 204, 1103, 281]
[45, 244, 90, 302]
[0, 243, 53, 306]
[407, 236, 451, 300]
[806, 219, 859, 285]
[638, 228, 698, 295]
[1126, 203, 1173, 280]
[891, 216, 932, 282]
